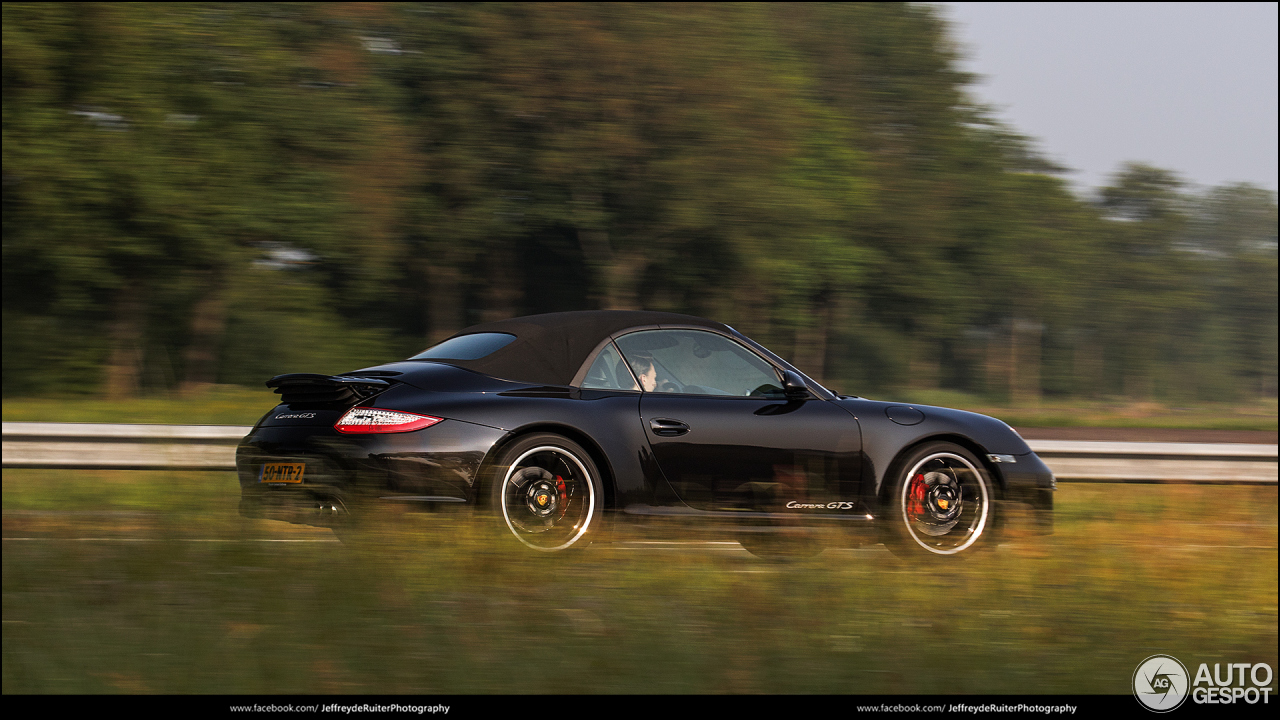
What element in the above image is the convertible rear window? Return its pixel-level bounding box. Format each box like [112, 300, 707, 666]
[410, 333, 517, 361]
[580, 342, 640, 391]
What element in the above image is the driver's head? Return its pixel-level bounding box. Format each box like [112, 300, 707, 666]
[629, 355, 658, 392]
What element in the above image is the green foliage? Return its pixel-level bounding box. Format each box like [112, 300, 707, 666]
[217, 268, 398, 385]
[2, 3, 1276, 408]
[1, 385, 274, 425]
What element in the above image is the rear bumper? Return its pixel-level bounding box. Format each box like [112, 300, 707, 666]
[236, 420, 506, 527]
[995, 452, 1055, 537]
[239, 486, 351, 528]
[237, 430, 370, 528]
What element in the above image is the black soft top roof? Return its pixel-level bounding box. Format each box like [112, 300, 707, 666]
[423, 310, 731, 386]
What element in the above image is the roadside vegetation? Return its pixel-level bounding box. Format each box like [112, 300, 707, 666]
[4, 4, 1276, 410]
[3, 468, 1275, 693]
[1, 386, 274, 426]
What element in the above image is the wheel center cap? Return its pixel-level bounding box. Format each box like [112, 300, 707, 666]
[928, 486, 959, 517]
[527, 482, 559, 516]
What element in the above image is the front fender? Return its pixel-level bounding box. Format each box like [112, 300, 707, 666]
[832, 398, 1031, 497]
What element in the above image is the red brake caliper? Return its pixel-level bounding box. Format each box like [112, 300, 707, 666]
[555, 475, 569, 519]
[908, 473, 928, 519]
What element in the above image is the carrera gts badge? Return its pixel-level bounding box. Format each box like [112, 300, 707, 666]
[786, 501, 857, 510]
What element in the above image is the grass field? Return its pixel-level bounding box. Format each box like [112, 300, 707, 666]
[2, 386, 276, 426]
[3, 468, 1275, 694]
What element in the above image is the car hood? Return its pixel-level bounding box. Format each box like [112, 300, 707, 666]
[833, 397, 1033, 456]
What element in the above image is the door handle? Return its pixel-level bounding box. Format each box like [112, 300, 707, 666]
[649, 418, 690, 437]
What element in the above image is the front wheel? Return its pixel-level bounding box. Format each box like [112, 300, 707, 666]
[489, 433, 604, 552]
[883, 442, 995, 558]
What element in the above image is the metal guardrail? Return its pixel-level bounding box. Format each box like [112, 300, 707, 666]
[1026, 439, 1276, 483]
[2, 422, 247, 471]
[2, 422, 1277, 483]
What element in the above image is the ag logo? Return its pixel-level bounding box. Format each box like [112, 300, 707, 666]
[1134, 654, 1190, 712]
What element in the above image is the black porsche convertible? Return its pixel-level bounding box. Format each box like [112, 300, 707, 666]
[237, 310, 1054, 558]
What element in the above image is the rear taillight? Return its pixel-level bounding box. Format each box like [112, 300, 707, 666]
[334, 408, 443, 434]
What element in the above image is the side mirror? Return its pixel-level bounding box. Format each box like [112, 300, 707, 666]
[781, 370, 810, 400]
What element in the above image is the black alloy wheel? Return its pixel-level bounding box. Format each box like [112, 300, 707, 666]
[490, 433, 603, 551]
[883, 441, 995, 558]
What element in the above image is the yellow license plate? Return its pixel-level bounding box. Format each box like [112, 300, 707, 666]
[260, 462, 305, 483]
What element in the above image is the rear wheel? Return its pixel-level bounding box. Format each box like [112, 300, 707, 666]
[489, 434, 603, 552]
[883, 442, 995, 559]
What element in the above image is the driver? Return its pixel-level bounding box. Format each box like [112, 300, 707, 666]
[629, 355, 659, 392]
[628, 355, 675, 393]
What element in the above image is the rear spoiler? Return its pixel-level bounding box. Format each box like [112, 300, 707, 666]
[265, 374, 392, 406]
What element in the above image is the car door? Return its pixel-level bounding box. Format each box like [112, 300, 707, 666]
[613, 329, 862, 514]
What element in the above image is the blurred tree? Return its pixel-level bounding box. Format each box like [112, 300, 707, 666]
[1093, 163, 1200, 399]
[3, 3, 1274, 405]
[3, 3, 402, 396]
[1181, 183, 1278, 399]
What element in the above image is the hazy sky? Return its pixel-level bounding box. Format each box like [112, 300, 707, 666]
[940, 2, 1278, 194]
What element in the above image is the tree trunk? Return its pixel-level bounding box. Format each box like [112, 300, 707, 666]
[426, 262, 464, 344]
[908, 335, 939, 390]
[1010, 319, 1042, 406]
[984, 328, 1005, 400]
[791, 288, 832, 383]
[1122, 335, 1154, 400]
[573, 187, 613, 310]
[604, 250, 646, 311]
[1073, 334, 1103, 398]
[180, 269, 228, 397]
[481, 246, 522, 323]
[572, 186, 649, 311]
[573, 185, 611, 310]
[105, 281, 146, 400]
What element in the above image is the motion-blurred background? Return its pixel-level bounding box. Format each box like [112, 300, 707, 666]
[3, 3, 1276, 697]
[4, 3, 1275, 414]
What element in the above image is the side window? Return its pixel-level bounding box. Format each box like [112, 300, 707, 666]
[580, 342, 640, 391]
[614, 330, 784, 397]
